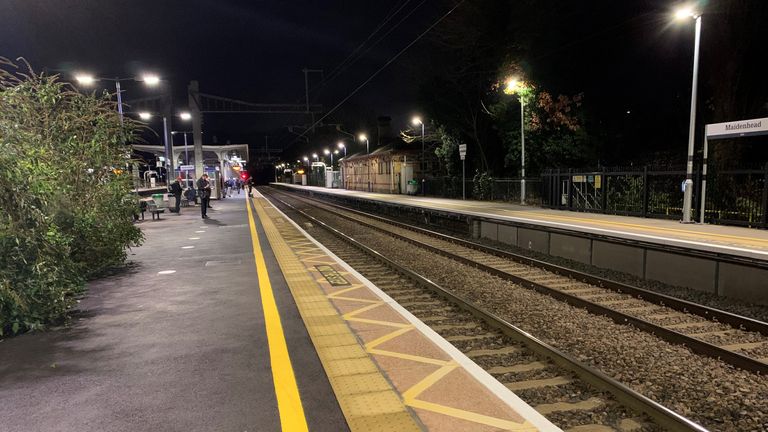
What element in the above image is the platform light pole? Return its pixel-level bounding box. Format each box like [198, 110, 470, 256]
[337, 142, 347, 188]
[75, 73, 160, 124]
[504, 78, 529, 205]
[675, 5, 703, 223]
[412, 116, 426, 196]
[76, 73, 161, 192]
[359, 134, 370, 191]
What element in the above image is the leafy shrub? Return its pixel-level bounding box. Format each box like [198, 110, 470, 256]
[473, 170, 494, 200]
[0, 58, 143, 335]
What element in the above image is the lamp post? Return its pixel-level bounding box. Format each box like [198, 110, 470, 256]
[324, 149, 333, 167]
[76, 73, 161, 192]
[138, 111, 189, 185]
[171, 112, 193, 181]
[411, 116, 426, 196]
[504, 78, 528, 205]
[337, 142, 347, 189]
[75, 73, 160, 124]
[359, 134, 370, 191]
[675, 5, 703, 223]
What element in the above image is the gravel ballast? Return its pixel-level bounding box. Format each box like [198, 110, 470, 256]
[287, 197, 768, 432]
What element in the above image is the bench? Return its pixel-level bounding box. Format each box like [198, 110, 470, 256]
[146, 201, 166, 220]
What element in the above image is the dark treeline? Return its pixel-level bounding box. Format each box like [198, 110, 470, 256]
[403, 0, 768, 176]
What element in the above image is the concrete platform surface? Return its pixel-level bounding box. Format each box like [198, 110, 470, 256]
[0, 195, 347, 432]
[275, 184, 768, 261]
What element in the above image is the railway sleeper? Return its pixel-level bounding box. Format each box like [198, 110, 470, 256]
[465, 346, 521, 358]
[505, 376, 572, 391]
[535, 396, 605, 415]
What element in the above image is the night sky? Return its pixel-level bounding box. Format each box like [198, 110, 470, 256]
[2, 0, 766, 166]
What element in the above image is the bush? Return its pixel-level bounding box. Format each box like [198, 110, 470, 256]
[472, 170, 494, 200]
[0, 58, 143, 335]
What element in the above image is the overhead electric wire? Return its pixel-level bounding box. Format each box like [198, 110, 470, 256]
[321, 0, 414, 86]
[290, 0, 466, 145]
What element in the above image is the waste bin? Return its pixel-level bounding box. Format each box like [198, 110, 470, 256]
[406, 179, 418, 195]
[151, 194, 165, 208]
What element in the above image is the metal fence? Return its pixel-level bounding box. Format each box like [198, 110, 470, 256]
[541, 165, 768, 228]
[423, 177, 542, 205]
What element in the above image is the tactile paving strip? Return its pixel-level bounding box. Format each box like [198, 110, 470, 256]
[252, 195, 553, 432]
[252, 197, 423, 432]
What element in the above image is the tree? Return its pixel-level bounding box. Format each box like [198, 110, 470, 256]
[0, 58, 143, 335]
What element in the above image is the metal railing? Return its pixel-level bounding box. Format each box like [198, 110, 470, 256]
[541, 165, 768, 228]
[422, 177, 542, 205]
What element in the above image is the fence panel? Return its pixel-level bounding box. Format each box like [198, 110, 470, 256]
[542, 166, 768, 228]
[704, 167, 767, 227]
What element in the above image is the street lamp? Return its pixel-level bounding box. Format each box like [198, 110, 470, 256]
[312, 153, 318, 161]
[359, 134, 371, 191]
[675, 4, 702, 223]
[142, 74, 161, 86]
[412, 116, 425, 195]
[324, 148, 333, 167]
[172, 113, 193, 180]
[134, 110, 190, 184]
[504, 77, 529, 205]
[73, 72, 161, 124]
[337, 141, 347, 157]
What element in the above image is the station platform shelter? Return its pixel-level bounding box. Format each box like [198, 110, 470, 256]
[273, 183, 768, 305]
[0, 192, 557, 432]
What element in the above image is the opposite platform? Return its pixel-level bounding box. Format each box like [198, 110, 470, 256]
[272, 184, 768, 304]
[272, 184, 768, 259]
[250, 191, 560, 431]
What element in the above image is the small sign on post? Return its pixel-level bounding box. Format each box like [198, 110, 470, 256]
[179, 165, 195, 171]
[458, 144, 467, 200]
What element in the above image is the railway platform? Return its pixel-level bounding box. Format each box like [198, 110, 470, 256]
[272, 183, 768, 304]
[0, 193, 558, 431]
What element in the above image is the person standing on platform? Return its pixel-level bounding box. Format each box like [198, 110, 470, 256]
[169, 176, 183, 214]
[197, 174, 211, 219]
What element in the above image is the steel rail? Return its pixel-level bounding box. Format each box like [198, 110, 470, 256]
[266, 191, 709, 432]
[274, 188, 768, 375]
[292, 189, 768, 336]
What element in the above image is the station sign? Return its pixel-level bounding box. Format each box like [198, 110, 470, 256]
[179, 165, 194, 171]
[706, 117, 768, 139]
[458, 144, 467, 160]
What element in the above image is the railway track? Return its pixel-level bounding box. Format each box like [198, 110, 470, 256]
[261, 190, 708, 431]
[270, 188, 768, 375]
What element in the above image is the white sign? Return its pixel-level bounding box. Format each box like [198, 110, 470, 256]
[458, 144, 467, 160]
[179, 165, 194, 171]
[706, 117, 768, 139]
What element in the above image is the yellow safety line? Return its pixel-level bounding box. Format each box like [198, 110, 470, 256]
[368, 348, 451, 366]
[402, 362, 537, 431]
[407, 399, 537, 431]
[508, 209, 767, 242]
[402, 362, 459, 401]
[365, 327, 415, 350]
[327, 285, 368, 296]
[342, 302, 386, 319]
[346, 317, 412, 328]
[329, 296, 382, 304]
[245, 198, 309, 432]
[258, 192, 545, 431]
